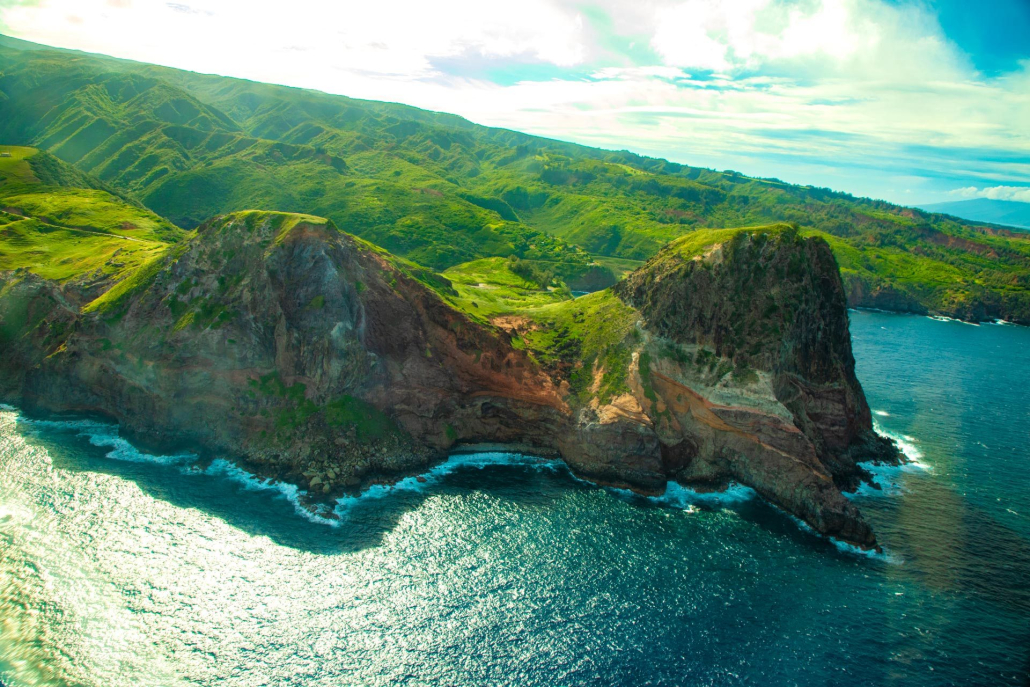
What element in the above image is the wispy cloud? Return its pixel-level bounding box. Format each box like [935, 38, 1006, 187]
[0, 0, 1027, 204]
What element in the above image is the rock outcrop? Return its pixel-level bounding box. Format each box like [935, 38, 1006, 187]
[0, 214, 897, 549]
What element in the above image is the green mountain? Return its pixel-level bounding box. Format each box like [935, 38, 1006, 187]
[1, 34, 1029, 323]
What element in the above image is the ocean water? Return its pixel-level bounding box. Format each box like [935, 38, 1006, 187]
[1, 310, 1028, 686]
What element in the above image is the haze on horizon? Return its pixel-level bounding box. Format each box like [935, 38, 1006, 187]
[1, 0, 1028, 207]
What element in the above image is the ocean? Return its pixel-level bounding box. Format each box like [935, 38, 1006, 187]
[1, 310, 1028, 686]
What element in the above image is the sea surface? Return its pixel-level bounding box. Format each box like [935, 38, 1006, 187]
[1, 311, 1028, 686]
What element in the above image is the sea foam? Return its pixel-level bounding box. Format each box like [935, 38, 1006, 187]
[333, 452, 561, 514]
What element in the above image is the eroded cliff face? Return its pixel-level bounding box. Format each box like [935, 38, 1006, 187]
[0, 215, 897, 549]
[608, 227, 897, 546]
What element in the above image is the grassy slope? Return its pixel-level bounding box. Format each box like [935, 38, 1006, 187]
[0, 146, 178, 282]
[442, 257, 570, 317]
[1, 35, 1028, 321]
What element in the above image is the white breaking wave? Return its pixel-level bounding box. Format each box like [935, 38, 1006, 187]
[333, 452, 562, 514]
[16, 414, 195, 465]
[604, 480, 756, 513]
[872, 420, 929, 469]
[830, 537, 900, 563]
[86, 433, 195, 466]
[783, 510, 898, 563]
[658, 482, 756, 509]
[204, 458, 340, 526]
[845, 422, 930, 500]
[927, 315, 979, 327]
[873, 410, 890, 417]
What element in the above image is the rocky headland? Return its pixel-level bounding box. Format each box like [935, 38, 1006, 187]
[0, 212, 898, 549]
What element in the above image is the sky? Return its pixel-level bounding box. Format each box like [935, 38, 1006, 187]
[0, 0, 1028, 206]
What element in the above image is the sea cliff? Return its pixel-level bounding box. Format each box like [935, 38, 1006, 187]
[0, 213, 897, 548]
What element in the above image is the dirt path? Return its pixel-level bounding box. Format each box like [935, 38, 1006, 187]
[1, 207, 153, 244]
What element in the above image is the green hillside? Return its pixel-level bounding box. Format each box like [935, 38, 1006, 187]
[1, 34, 1028, 322]
[0, 145, 178, 283]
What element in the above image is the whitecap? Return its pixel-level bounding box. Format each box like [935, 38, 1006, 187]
[86, 433, 195, 466]
[659, 481, 756, 509]
[830, 537, 900, 563]
[873, 410, 890, 417]
[333, 452, 561, 513]
[781, 510, 899, 563]
[205, 458, 339, 526]
[872, 421, 929, 470]
[603, 480, 755, 513]
[15, 414, 196, 466]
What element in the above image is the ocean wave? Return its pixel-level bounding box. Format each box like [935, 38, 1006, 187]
[658, 482, 756, 509]
[604, 480, 756, 513]
[782, 510, 899, 563]
[873, 410, 890, 417]
[333, 452, 562, 513]
[845, 422, 930, 500]
[873, 421, 928, 467]
[830, 537, 900, 563]
[86, 433, 195, 466]
[927, 315, 979, 326]
[15, 414, 195, 466]
[204, 458, 339, 526]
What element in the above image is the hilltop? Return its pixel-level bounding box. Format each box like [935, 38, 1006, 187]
[1, 34, 1028, 322]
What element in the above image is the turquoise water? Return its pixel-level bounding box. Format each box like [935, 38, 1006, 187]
[1, 311, 1028, 686]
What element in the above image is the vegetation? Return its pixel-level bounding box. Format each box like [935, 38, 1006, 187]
[0, 145, 184, 242]
[521, 290, 640, 403]
[1, 34, 1028, 321]
[441, 257, 569, 317]
[0, 213, 167, 283]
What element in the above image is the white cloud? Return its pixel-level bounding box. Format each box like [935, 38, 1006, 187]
[950, 186, 1030, 203]
[649, 0, 877, 72]
[0, 0, 1027, 203]
[0, 0, 589, 81]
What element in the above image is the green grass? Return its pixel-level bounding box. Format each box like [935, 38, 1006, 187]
[442, 257, 570, 317]
[0, 214, 167, 283]
[82, 242, 185, 315]
[522, 290, 639, 403]
[0, 146, 184, 242]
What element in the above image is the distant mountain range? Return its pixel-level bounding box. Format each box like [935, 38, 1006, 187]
[920, 199, 1030, 231]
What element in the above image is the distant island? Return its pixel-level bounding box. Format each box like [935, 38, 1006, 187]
[919, 198, 1030, 231]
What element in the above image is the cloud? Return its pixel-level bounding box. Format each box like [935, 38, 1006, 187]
[0, 0, 1027, 204]
[950, 186, 1030, 203]
[649, 0, 877, 73]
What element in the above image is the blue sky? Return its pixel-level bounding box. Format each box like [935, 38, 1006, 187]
[1, 0, 1028, 206]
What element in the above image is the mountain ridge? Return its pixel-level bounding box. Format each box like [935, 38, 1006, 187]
[2, 34, 1029, 323]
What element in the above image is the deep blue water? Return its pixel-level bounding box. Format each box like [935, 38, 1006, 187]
[0, 311, 1028, 686]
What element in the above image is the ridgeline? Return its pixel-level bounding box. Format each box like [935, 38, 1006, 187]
[1, 33, 1029, 323]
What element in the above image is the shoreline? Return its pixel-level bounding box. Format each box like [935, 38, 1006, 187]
[0, 401, 899, 555]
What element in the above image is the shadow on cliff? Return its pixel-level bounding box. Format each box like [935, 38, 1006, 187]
[16, 420, 585, 553]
